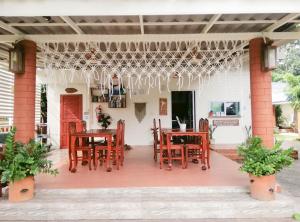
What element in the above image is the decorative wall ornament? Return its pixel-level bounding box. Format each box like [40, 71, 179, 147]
[65, 88, 78, 93]
[40, 40, 246, 96]
[159, 98, 167, 115]
[135, 103, 146, 123]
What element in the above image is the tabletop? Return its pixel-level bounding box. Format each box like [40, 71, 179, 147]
[71, 129, 116, 137]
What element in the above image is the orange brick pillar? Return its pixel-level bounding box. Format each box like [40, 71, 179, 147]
[13, 40, 36, 143]
[250, 38, 274, 148]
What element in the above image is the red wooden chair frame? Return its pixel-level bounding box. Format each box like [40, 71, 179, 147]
[152, 118, 160, 161]
[185, 118, 210, 169]
[159, 129, 185, 169]
[68, 121, 93, 172]
[94, 120, 125, 170]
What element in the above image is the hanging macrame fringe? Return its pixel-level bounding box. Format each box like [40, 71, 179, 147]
[40, 40, 246, 97]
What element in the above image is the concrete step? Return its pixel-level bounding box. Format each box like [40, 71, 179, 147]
[0, 186, 295, 220]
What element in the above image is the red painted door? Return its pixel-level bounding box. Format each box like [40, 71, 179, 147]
[60, 95, 83, 149]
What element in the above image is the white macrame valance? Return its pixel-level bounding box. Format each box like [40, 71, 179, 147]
[40, 40, 246, 96]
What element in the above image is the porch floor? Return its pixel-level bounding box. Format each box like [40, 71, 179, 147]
[36, 146, 248, 189]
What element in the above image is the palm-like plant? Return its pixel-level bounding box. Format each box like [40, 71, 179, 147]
[0, 128, 58, 184]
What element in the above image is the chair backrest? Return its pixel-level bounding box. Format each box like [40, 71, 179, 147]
[203, 119, 209, 132]
[199, 118, 205, 132]
[158, 119, 162, 132]
[152, 119, 159, 145]
[78, 120, 87, 132]
[116, 120, 124, 148]
[199, 118, 209, 144]
[119, 119, 125, 148]
[68, 122, 77, 134]
[153, 118, 157, 130]
[68, 122, 77, 149]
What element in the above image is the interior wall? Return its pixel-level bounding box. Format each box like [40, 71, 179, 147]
[41, 62, 251, 147]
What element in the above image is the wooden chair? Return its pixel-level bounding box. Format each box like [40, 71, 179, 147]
[185, 118, 210, 169]
[119, 120, 125, 166]
[68, 122, 77, 171]
[159, 126, 185, 169]
[94, 120, 125, 170]
[115, 120, 125, 169]
[201, 118, 210, 169]
[68, 121, 93, 172]
[152, 118, 160, 161]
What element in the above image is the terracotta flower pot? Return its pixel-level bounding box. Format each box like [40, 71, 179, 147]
[249, 174, 276, 201]
[9, 176, 35, 202]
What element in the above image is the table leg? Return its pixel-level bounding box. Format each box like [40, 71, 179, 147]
[106, 135, 112, 172]
[184, 144, 188, 169]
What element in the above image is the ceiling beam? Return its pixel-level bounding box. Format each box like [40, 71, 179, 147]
[60, 16, 84, 34]
[201, 14, 221, 33]
[265, 13, 300, 32]
[7, 19, 300, 28]
[0, 21, 23, 35]
[78, 22, 139, 27]
[1, 32, 300, 43]
[139, 15, 144, 35]
[9, 23, 69, 27]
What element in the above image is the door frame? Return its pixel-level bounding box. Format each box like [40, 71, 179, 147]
[60, 94, 83, 149]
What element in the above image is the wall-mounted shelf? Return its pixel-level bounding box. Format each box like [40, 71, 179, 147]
[91, 87, 109, 103]
[91, 83, 127, 108]
[108, 94, 126, 108]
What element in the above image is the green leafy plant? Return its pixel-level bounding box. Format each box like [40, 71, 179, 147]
[96, 105, 112, 129]
[0, 128, 58, 183]
[293, 213, 300, 221]
[209, 124, 218, 140]
[238, 137, 294, 177]
[244, 125, 252, 142]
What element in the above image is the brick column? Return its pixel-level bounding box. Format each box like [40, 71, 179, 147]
[13, 40, 36, 143]
[250, 38, 274, 148]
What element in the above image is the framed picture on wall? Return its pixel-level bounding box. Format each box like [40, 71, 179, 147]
[159, 98, 167, 115]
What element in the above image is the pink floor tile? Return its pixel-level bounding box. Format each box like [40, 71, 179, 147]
[36, 147, 248, 189]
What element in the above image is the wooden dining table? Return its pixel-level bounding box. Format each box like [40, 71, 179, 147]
[161, 128, 209, 170]
[69, 129, 116, 172]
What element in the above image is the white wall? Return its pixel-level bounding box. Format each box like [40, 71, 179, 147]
[280, 103, 295, 126]
[195, 69, 251, 144]
[42, 63, 251, 148]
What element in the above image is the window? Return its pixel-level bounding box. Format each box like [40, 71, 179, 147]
[210, 101, 240, 117]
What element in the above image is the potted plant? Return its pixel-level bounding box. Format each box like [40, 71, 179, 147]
[0, 128, 58, 202]
[238, 137, 293, 201]
[208, 124, 217, 145]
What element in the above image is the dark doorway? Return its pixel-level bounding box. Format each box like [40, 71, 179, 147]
[171, 91, 194, 129]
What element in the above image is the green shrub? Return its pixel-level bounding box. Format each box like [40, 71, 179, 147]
[238, 137, 294, 177]
[0, 127, 58, 183]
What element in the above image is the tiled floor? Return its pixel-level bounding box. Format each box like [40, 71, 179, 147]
[35, 146, 248, 189]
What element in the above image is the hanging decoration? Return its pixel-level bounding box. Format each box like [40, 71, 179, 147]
[159, 98, 167, 116]
[40, 40, 246, 96]
[134, 103, 146, 123]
